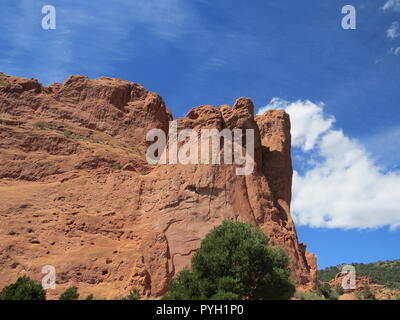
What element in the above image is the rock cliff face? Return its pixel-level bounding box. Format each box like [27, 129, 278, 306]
[0, 72, 317, 299]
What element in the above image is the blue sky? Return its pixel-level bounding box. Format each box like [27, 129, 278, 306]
[1, 0, 399, 269]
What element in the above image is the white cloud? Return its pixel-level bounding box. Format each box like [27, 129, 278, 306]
[387, 21, 400, 39]
[258, 98, 334, 151]
[390, 47, 400, 55]
[382, 0, 400, 12]
[258, 98, 400, 230]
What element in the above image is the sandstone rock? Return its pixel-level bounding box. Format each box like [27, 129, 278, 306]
[0, 73, 317, 299]
[328, 272, 400, 300]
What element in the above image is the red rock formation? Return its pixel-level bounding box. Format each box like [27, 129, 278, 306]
[0, 72, 317, 299]
[328, 273, 400, 300]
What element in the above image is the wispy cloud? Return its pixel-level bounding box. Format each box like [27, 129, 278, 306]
[382, 0, 400, 12]
[387, 21, 400, 39]
[390, 47, 400, 54]
[0, 0, 200, 84]
[258, 99, 400, 230]
[197, 32, 266, 73]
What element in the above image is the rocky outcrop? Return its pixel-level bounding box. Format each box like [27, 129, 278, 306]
[0, 72, 317, 299]
[328, 273, 400, 300]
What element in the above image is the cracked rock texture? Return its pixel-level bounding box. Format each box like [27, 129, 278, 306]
[0, 73, 317, 299]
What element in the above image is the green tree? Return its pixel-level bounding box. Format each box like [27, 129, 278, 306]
[163, 221, 295, 300]
[0, 276, 46, 300]
[59, 287, 79, 300]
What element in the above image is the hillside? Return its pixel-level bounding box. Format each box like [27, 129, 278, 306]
[319, 260, 400, 289]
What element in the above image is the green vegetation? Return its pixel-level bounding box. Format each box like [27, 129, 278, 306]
[163, 220, 295, 300]
[33, 121, 49, 130]
[361, 286, 376, 300]
[335, 284, 344, 296]
[59, 287, 80, 300]
[318, 260, 400, 289]
[31, 121, 139, 159]
[0, 278, 127, 301]
[354, 292, 362, 300]
[0, 276, 46, 300]
[63, 130, 81, 140]
[0, 80, 7, 87]
[112, 163, 123, 171]
[140, 170, 148, 176]
[122, 289, 141, 300]
[33, 121, 87, 141]
[318, 282, 340, 300]
[112, 142, 128, 149]
[33, 121, 57, 130]
[294, 291, 325, 300]
[354, 287, 376, 301]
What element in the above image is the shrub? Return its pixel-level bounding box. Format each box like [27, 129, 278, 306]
[335, 284, 344, 296]
[63, 130, 80, 139]
[59, 287, 79, 300]
[122, 289, 141, 300]
[354, 292, 362, 300]
[163, 220, 296, 300]
[33, 121, 48, 130]
[319, 283, 331, 298]
[63, 130, 72, 138]
[112, 163, 123, 171]
[294, 291, 325, 300]
[33, 122, 58, 131]
[0, 276, 46, 300]
[85, 294, 94, 300]
[319, 283, 339, 300]
[362, 286, 376, 300]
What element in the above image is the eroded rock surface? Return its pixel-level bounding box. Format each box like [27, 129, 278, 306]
[0, 73, 317, 299]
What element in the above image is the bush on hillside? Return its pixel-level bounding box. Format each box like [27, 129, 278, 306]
[122, 288, 141, 300]
[0, 276, 46, 300]
[59, 287, 79, 300]
[163, 220, 295, 300]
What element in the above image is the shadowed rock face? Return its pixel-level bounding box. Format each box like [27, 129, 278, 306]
[0, 73, 317, 299]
